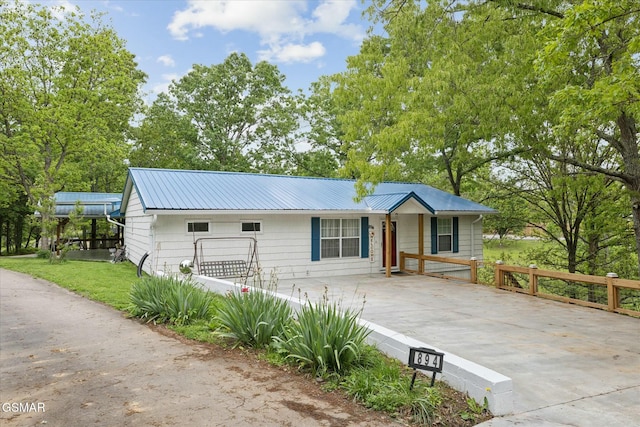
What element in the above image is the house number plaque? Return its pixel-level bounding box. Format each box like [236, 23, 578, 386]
[408, 347, 444, 389]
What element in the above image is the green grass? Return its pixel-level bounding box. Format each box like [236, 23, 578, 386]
[483, 238, 546, 263]
[0, 257, 139, 310]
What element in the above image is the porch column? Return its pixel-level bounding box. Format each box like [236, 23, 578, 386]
[385, 213, 392, 278]
[418, 214, 424, 274]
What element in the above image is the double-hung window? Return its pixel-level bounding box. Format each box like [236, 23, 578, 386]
[437, 218, 452, 252]
[320, 219, 360, 258]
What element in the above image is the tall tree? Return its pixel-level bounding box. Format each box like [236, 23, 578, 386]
[361, 0, 640, 273]
[0, 1, 146, 247]
[330, 0, 524, 197]
[137, 53, 301, 174]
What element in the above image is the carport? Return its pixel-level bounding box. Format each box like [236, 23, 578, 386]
[42, 192, 124, 252]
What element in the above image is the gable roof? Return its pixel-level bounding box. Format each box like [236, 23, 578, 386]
[121, 168, 495, 215]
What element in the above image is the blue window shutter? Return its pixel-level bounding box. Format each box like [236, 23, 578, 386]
[431, 217, 438, 254]
[360, 217, 369, 259]
[311, 217, 320, 261]
[453, 217, 459, 253]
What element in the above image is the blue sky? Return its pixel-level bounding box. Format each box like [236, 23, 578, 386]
[47, 0, 370, 100]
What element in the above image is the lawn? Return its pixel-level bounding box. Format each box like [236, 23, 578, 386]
[483, 237, 546, 264]
[0, 257, 139, 310]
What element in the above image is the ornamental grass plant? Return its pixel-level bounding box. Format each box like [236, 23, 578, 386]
[129, 275, 214, 326]
[273, 290, 370, 376]
[214, 285, 292, 348]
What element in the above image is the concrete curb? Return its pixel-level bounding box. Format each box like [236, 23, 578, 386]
[195, 275, 514, 416]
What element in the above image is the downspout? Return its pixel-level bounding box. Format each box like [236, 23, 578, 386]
[471, 215, 483, 259]
[106, 214, 124, 228]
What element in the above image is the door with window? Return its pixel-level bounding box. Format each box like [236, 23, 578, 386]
[381, 221, 397, 268]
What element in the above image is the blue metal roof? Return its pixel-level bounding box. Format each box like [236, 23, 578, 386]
[121, 168, 496, 215]
[51, 192, 122, 218]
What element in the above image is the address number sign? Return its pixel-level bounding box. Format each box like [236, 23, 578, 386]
[408, 347, 444, 372]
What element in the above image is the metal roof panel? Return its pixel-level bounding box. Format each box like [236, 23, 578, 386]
[124, 168, 496, 215]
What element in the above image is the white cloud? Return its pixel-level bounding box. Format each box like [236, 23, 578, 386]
[259, 41, 326, 64]
[167, 0, 363, 64]
[157, 55, 176, 67]
[46, 0, 76, 20]
[167, 1, 307, 41]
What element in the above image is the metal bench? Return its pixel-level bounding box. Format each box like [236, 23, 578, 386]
[198, 260, 249, 279]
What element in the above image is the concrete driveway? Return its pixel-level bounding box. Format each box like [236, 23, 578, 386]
[279, 273, 640, 427]
[0, 269, 392, 427]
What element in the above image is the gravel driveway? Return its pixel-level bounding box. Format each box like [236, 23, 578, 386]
[0, 269, 393, 427]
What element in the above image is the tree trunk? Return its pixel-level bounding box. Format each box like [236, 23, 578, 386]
[616, 112, 640, 276]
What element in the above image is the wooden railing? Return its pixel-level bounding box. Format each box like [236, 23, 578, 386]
[399, 252, 478, 284]
[398, 253, 640, 317]
[494, 262, 640, 317]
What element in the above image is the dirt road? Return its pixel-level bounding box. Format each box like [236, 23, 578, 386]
[0, 269, 394, 427]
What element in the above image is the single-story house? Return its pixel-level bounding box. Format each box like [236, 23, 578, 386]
[120, 167, 496, 280]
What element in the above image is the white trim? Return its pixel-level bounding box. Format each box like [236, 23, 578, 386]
[143, 209, 390, 216]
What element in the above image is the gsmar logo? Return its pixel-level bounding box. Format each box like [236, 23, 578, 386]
[1, 402, 46, 413]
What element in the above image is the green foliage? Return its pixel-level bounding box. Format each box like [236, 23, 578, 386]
[0, 0, 145, 248]
[133, 53, 300, 174]
[461, 396, 489, 422]
[214, 287, 292, 348]
[129, 275, 214, 326]
[274, 293, 370, 376]
[169, 320, 221, 345]
[336, 346, 440, 424]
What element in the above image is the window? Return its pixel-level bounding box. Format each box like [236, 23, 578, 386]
[187, 221, 209, 233]
[321, 218, 360, 258]
[241, 221, 261, 233]
[437, 218, 452, 252]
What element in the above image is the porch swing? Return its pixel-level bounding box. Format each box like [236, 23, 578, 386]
[192, 237, 260, 282]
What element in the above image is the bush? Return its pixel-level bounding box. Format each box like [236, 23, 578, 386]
[129, 275, 213, 326]
[274, 295, 370, 376]
[214, 287, 292, 348]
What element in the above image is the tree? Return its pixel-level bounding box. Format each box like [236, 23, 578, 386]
[0, 1, 146, 247]
[370, 0, 640, 273]
[128, 93, 200, 170]
[531, 0, 640, 274]
[136, 53, 301, 174]
[329, 0, 525, 197]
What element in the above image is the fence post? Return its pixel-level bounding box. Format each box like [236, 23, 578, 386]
[470, 257, 477, 284]
[528, 264, 538, 296]
[495, 260, 503, 288]
[399, 251, 405, 272]
[606, 272, 618, 312]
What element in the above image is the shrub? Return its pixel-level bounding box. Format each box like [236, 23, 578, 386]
[214, 287, 292, 348]
[129, 275, 213, 325]
[274, 294, 370, 376]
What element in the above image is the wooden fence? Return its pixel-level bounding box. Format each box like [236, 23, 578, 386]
[398, 252, 640, 317]
[399, 252, 478, 284]
[493, 262, 640, 317]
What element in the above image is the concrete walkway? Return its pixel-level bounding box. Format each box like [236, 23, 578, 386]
[278, 273, 640, 426]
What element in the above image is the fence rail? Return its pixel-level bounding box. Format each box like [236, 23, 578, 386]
[494, 262, 640, 317]
[399, 252, 478, 283]
[398, 252, 640, 317]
